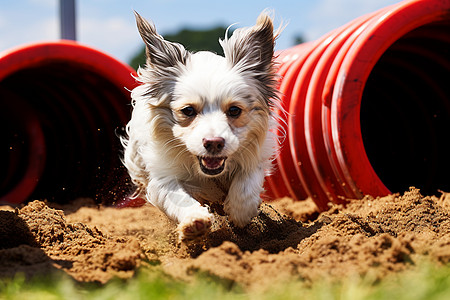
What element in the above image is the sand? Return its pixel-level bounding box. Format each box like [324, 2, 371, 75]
[1, 187, 450, 290]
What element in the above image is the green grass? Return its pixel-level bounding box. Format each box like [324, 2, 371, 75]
[2, 262, 450, 300]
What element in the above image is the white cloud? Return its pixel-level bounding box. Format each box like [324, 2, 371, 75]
[304, 0, 402, 41]
[28, 0, 56, 8]
[0, 15, 57, 52]
[78, 16, 140, 62]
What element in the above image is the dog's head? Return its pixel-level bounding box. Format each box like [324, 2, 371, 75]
[135, 12, 280, 177]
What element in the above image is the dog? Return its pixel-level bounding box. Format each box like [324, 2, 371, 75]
[121, 11, 282, 241]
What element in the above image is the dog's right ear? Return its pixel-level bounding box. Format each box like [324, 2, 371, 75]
[134, 12, 188, 69]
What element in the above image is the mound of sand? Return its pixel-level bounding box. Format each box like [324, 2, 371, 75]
[1, 187, 450, 289]
[0, 200, 143, 283]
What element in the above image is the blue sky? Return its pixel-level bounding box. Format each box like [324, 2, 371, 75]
[0, 0, 403, 65]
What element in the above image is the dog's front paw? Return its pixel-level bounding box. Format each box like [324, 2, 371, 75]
[227, 212, 255, 228]
[177, 215, 212, 242]
[225, 202, 259, 228]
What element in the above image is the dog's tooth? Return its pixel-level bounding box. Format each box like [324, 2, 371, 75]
[200, 157, 225, 170]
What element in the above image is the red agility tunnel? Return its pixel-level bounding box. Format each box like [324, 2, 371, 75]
[1, 0, 449, 210]
[0, 41, 137, 204]
[266, 0, 450, 210]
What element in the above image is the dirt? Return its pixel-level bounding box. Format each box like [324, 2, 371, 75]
[1, 187, 450, 290]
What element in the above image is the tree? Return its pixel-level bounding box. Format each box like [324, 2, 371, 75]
[129, 26, 232, 70]
[293, 34, 305, 45]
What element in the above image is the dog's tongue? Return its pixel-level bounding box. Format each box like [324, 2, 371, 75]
[202, 157, 224, 169]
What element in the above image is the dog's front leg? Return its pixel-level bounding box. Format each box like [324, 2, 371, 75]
[224, 167, 265, 227]
[147, 178, 213, 241]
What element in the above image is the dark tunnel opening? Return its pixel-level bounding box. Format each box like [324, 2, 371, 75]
[0, 61, 132, 204]
[361, 21, 450, 196]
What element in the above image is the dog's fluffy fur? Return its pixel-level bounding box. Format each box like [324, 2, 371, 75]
[121, 11, 282, 240]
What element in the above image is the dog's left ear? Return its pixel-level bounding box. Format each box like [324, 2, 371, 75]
[134, 11, 188, 70]
[220, 11, 279, 105]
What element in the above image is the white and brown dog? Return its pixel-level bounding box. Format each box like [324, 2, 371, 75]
[121, 11, 282, 241]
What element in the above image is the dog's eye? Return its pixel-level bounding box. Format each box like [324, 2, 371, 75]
[227, 106, 242, 118]
[181, 106, 196, 117]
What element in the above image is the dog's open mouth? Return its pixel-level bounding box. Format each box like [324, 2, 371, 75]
[198, 156, 227, 175]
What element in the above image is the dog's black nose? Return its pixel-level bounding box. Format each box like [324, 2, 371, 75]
[203, 137, 225, 154]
